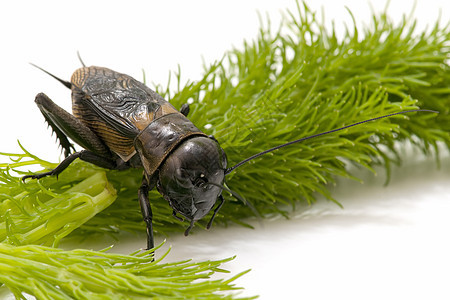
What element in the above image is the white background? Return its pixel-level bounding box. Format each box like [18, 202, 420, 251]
[1, 1, 449, 299]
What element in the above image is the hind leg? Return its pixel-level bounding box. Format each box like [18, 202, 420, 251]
[23, 93, 127, 180]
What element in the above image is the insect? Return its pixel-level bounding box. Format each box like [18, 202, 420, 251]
[23, 62, 437, 250]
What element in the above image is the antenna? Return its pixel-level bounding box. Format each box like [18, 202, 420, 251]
[225, 109, 438, 175]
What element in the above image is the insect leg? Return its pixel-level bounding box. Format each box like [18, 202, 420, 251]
[34, 93, 74, 157]
[180, 103, 190, 117]
[22, 150, 127, 181]
[34, 93, 111, 158]
[138, 175, 155, 250]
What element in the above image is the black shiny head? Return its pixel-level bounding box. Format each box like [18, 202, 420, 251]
[157, 136, 227, 225]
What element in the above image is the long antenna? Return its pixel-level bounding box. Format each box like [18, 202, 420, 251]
[225, 109, 438, 175]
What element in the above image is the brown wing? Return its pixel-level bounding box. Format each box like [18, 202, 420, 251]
[70, 66, 179, 161]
